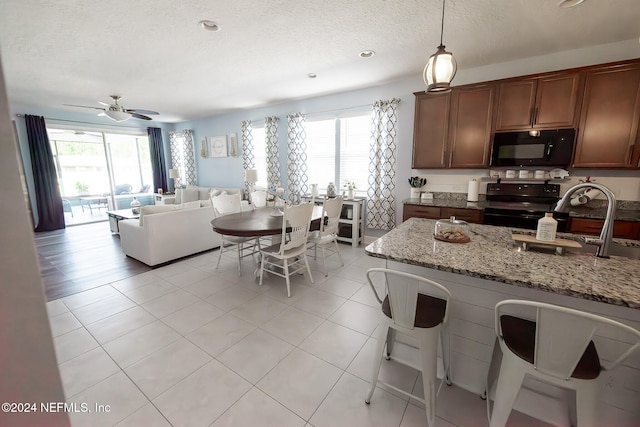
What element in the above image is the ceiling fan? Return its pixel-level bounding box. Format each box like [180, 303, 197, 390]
[64, 95, 159, 122]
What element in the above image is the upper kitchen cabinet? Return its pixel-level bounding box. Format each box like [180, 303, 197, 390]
[413, 84, 494, 169]
[412, 91, 450, 168]
[448, 83, 495, 168]
[573, 62, 640, 168]
[494, 72, 583, 131]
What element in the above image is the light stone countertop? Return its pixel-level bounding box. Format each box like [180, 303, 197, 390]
[365, 218, 640, 309]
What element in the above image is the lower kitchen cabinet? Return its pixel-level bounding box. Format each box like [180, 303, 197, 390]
[403, 204, 483, 224]
[569, 217, 639, 240]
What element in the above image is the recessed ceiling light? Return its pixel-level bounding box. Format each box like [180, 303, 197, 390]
[557, 0, 585, 7]
[359, 50, 375, 58]
[198, 20, 220, 31]
[307, 73, 317, 79]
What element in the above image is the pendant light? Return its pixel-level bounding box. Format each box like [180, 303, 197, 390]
[423, 0, 457, 92]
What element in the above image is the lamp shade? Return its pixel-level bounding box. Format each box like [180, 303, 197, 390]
[103, 109, 132, 122]
[423, 45, 457, 92]
[169, 169, 180, 179]
[244, 169, 258, 183]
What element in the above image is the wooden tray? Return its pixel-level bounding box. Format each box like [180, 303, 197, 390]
[434, 234, 471, 244]
[512, 233, 582, 255]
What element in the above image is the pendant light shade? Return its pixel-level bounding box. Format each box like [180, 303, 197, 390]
[424, 0, 457, 92]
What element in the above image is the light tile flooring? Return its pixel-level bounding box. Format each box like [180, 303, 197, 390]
[47, 245, 547, 427]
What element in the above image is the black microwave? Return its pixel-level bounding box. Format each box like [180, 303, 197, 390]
[490, 129, 575, 167]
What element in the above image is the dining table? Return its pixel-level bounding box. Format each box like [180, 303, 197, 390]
[210, 205, 324, 277]
[210, 205, 324, 238]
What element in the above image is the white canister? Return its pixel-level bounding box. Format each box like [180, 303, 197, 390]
[518, 170, 530, 179]
[310, 184, 319, 197]
[410, 188, 421, 199]
[467, 179, 479, 202]
[536, 213, 558, 242]
[505, 170, 516, 179]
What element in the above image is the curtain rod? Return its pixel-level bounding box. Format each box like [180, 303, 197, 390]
[14, 114, 146, 130]
[247, 103, 374, 124]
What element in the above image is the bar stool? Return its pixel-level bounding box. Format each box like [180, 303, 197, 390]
[364, 268, 451, 427]
[486, 299, 640, 427]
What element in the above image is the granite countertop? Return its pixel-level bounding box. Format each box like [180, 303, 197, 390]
[404, 198, 487, 210]
[568, 206, 640, 222]
[365, 218, 640, 309]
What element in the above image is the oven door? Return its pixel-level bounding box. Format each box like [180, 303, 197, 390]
[490, 129, 575, 167]
[483, 208, 569, 232]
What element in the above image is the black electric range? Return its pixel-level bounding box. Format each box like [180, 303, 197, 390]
[482, 182, 569, 231]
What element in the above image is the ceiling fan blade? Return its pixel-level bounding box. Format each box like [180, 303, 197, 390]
[98, 101, 110, 107]
[63, 103, 105, 111]
[130, 112, 153, 120]
[125, 108, 159, 115]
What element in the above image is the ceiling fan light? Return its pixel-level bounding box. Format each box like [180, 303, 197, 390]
[103, 110, 132, 122]
[423, 45, 457, 92]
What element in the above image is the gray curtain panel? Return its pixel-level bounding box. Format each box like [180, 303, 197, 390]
[265, 116, 280, 190]
[368, 98, 400, 230]
[168, 129, 196, 187]
[286, 113, 309, 204]
[241, 120, 255, 198]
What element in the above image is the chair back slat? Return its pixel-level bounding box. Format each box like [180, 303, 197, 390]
[250, 190, 267, 208]
[496, 300, 640, 379]
[279, 202, 314, 253]
[211, 192, 242, 217]
[535, 308, 598, 379]
[366, 268, 451, 331]
[320, 196, 343, 236]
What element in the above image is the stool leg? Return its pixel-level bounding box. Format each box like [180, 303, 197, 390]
[365, 324, 389, 404]
[575, 383, 598, 427]
[489, 354, 525, 427]
[419, 331, 440, 427]
[385, 329, 396, 360]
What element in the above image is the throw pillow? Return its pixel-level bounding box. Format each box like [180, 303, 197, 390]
[139, 204, 182, 226]
[182, 188, 199, 203]
[199, 199, 212, 208]
[174, 188, 183, 204]
[198, 187, 211, 201]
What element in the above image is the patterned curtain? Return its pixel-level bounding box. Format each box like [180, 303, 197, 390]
[286, 113, 308, 204]
[368, 98, 400, 230]
[241, 120, 255, 198]
[168, 129, 196, 186]
[265, 116, 280, 189]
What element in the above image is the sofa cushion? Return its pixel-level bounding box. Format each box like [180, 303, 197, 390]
[182, 200, 201, 210]
[139, 204, 183, 226]
[198, 187, 211, 200]
[200, 199, 212, 208]
[182, 188, 199, 203]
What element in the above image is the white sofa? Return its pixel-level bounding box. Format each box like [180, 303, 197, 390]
[163, 186, 244, 205]
[119, 204, 221, 266]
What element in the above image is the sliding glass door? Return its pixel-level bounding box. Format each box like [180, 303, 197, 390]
[48, 128, 153, 225]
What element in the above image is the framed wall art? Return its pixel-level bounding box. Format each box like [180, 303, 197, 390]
[208, 135, 228, 158]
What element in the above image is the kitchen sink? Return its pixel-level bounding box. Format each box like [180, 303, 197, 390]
[569, 242, 640, 260]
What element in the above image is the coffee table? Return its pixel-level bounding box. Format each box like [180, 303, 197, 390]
[106, 209, 139, 234]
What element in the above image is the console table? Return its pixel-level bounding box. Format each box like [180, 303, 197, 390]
[106, 209, 139, 234]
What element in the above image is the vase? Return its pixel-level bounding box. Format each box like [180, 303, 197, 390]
[310, 184, 319, 197]
[130, 197, 141, 214]
[327, 182, 336, 198]
[410, 188, 421, 199]
[347, 189, 354, 199]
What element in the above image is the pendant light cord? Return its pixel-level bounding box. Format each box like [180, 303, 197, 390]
[439, 0, 446, 46]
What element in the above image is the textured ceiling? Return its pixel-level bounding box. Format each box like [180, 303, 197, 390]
[0, 0, 638, 123]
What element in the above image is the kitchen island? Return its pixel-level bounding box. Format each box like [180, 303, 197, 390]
[365, 218, 640, 426]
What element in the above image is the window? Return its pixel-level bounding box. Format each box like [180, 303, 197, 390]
[304, 112, 370, 193]
[251, 126, 268, 188]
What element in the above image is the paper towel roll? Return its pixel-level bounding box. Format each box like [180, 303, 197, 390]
[467, 179, 479, 202]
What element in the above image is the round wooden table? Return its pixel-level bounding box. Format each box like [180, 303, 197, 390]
[210, 205, 324, 237]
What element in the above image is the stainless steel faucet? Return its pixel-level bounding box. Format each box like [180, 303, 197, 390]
[555, 182, 616, 258]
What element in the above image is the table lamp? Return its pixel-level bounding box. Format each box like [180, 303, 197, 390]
[244, 169, 258, 194]
[169, 169, 181, 190]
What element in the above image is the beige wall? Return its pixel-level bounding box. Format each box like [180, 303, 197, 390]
[0, 52, 69, 425]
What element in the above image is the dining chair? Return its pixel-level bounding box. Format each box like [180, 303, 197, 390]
[307, 196, 344, 276]
[210, 192, 261, 275]
[486, 299, 640, 427]
[364, 268, 451, 427]
[250, 190, 268, 208]
[259, 201, 314, 297]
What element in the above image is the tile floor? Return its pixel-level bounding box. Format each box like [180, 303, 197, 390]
[47, 245, 547, 427]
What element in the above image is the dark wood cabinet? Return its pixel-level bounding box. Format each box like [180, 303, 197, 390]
[413, 84, 494, 169]
[412, 91, 450, 168]
[569, 218, 639, 240]
[441, 207, 483, 224]
[448, 84, 495, 168]
[403, 204, 483, 224]
[494, 72, 582, 131]
[572, 63, 640, 168]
